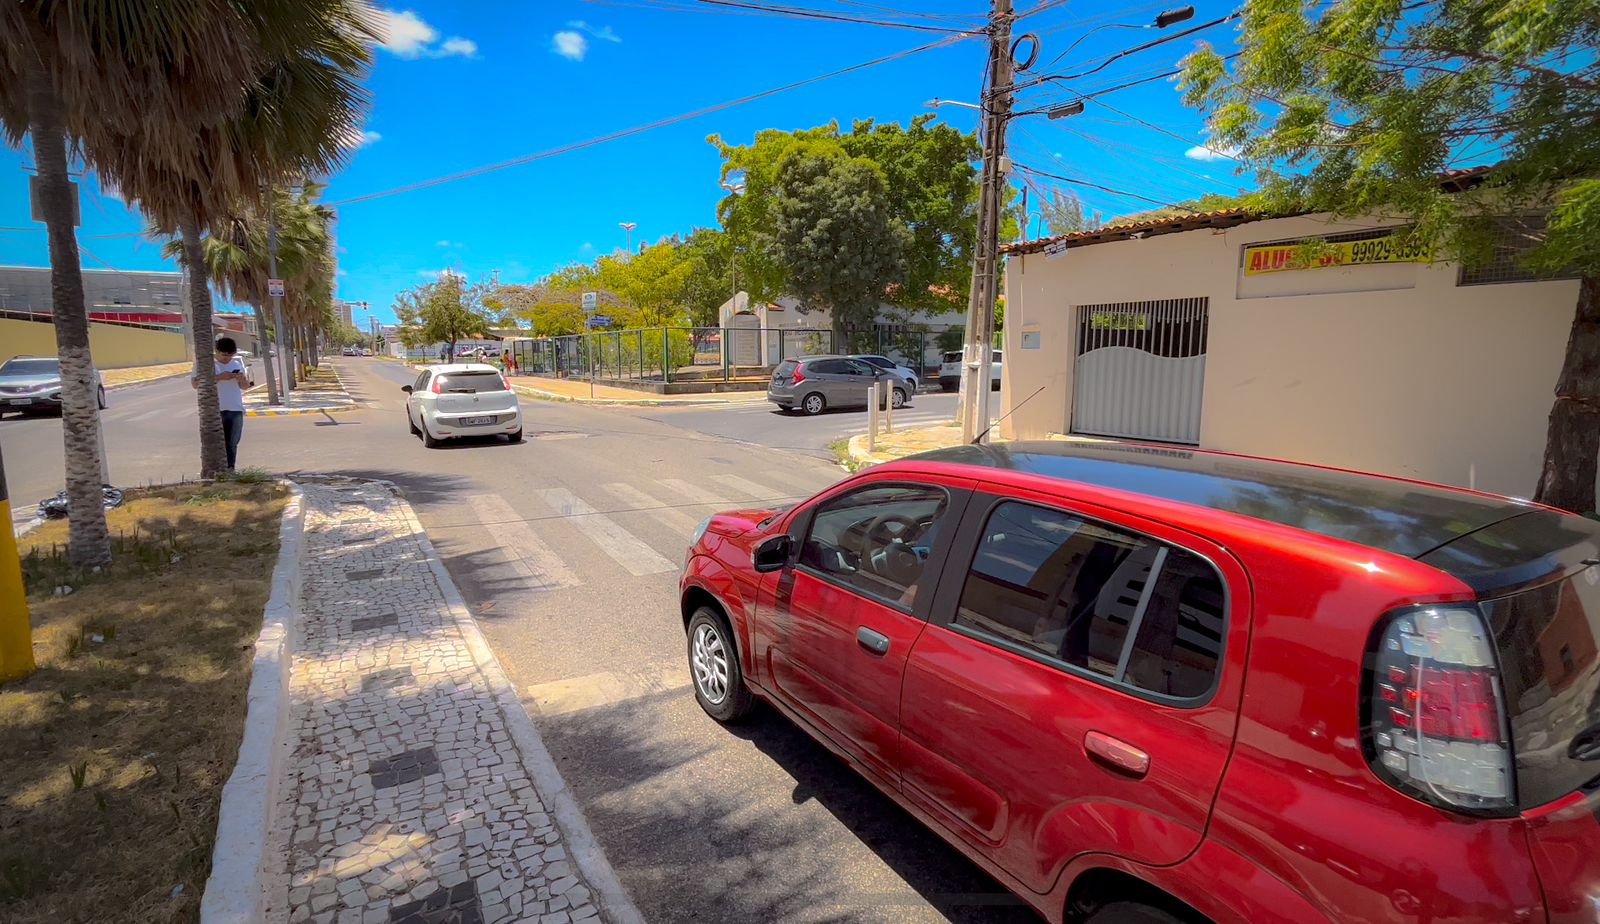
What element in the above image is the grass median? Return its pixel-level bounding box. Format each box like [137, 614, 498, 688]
[0, 478, 288, 923]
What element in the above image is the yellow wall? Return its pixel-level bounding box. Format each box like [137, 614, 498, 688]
[0, 317, 188, 368]
[1003, 212, 1580, 499]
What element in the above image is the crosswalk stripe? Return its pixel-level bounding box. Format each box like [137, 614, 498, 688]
[707, 473, 798, 502]
[464, 493, 581, 592]
[655, 478, 727, 507]
[538, 487, 677, 576]
[125, 409, 165, 423]
[600, 482, 701, 538]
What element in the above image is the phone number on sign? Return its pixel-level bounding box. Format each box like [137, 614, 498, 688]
[1347, 236, 1431, 264]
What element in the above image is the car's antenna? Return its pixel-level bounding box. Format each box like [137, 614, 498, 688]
[974, 385, 1047, 445]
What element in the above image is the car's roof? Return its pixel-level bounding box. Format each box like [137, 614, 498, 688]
[424, 362, 502, 374]
[908, 440, 1543, 560]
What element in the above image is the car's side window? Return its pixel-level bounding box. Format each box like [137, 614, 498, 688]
[808, 359, 843, 375]
[414, 371, 430, 392]
[846, 360, 877, 376]
[954, 500, 1225, 702]
[798, 484, 951, 610]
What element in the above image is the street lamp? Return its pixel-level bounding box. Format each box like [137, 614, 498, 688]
[719, 180, 745, 318]
[1047, 100, 1085, 119]
[618, 222, 637, 253]
[924, 98, 982, 111]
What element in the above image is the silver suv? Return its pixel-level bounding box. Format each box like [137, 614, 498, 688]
[768, 355, 910, 415]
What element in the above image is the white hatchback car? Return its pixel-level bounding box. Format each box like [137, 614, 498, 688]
[402, 363, 523, 447]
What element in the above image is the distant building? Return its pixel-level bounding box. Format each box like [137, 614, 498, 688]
[0, 264, 256, 344]
[337, 300, 354, 328]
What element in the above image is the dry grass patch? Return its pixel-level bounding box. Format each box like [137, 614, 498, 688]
[99, 363, 192, 388]
[0, 482, 288, 923]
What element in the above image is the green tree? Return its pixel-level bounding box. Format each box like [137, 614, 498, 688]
[712, 116, 978, 315]
[766, 145, 907, 340]
[1181, 0, 1600, 511]
[597, 241, 696, 327]
[678, 228, 736, 327]
[1041, 189, 1104, 235]
[394, 274, 493, 359]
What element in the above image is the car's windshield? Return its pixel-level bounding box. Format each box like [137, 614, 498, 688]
[0, 358, 59, 376]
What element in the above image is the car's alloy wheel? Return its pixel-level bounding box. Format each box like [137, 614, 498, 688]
[801, 392, 825, 415]
[891, 388, 907, 409]
[687, 607, 755, 722]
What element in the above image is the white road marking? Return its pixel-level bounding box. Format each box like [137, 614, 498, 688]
[600, 482, 701, 538]
[707, 473, 797, 502]
[654, 478, 728, 507]
[464, 493, 581, 592]
[125, 409, 165, 423]
[538, 487, 677, 576]
[527, 664, 689, 716]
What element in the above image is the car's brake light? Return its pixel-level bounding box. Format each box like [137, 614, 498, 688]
[431, 377, 442, 394]
[1365, 606, 1514, 813]
[790, 365, 807, 385]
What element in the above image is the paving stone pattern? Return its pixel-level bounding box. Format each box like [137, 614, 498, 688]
[270, 482, 604, 924]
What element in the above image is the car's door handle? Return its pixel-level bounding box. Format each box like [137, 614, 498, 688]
[857, 627, 890, 656]
[1084, 731, 1150, 779]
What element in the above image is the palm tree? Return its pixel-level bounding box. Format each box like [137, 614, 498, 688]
[0, 4, 284, 567]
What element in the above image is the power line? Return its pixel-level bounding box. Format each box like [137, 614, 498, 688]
[329, 33, 973, 207]
[1088, 96, 1237, 159]
[1009, 9, 1241, 95]
[614, 0, 983, 32]
[1014, 162, 1202, 211]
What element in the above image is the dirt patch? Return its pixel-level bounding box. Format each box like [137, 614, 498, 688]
[0, 482, 288, 923]
[101, 363, 191, 388]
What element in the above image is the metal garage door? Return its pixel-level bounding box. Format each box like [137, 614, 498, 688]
[1072, 297, 1208, 444]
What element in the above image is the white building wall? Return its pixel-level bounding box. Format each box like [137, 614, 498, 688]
[1003, 212, 1581, 499]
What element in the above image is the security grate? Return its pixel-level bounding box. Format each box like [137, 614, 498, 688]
[1458, 215, 1580, 286]
[1072, 297, 1209, 445]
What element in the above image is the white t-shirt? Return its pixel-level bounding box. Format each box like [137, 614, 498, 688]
[212, 358, 248, 412]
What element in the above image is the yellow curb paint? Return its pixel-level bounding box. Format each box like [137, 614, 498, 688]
[0, 449, 35, 683]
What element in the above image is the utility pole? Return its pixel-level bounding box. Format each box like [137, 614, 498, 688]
[266, 198, 290, 404]
[960, 0, 1014, 444]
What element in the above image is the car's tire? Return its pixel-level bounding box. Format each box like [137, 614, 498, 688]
[800, 392, 825, 416]
[687, 607, 755, 723]
[407, 409, 420, 436]
[890, 387, 908, 409]
[97, 386, 106, 409]
[1082, 902, 1188, 924]
[507, 428, 523, 443]
[940, 381, 957, 392]
[421, 420, 443, 448]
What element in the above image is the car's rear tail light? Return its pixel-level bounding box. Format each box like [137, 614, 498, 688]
[1365, 606, 1515, 813]
[790, 365, 807, 385]
[431, 377, 442, 394]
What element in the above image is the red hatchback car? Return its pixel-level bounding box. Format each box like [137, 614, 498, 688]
[678, 441, 1600, 924]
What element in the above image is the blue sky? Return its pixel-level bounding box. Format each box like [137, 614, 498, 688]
[0, 1, 1255, 328]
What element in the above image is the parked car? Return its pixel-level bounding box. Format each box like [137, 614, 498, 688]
[938, 349, 1002, 391]
[768, 355, 911, 415]
[679, 439, 1600, 924]
[848, 354, 919, 393]
[0, 355, 105, 416]
[400, 363, 522, 447]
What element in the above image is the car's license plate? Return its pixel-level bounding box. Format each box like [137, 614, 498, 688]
[460, 415, 496, 426]
[8, 399, 30, 405]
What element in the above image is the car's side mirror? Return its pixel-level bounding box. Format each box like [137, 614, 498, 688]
[753, 534, 793, 573]
[401, 384, 413, 393]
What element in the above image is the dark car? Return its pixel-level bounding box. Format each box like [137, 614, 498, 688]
[680, 439, 1600, 924]
[0, 356, 105, 416]
[767, 355, 910, 415]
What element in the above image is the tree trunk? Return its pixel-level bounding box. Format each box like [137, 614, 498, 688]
[1534, 275, 1600, 513]
[181, 217, 229, 479]
[282, 321, 297, 392]
[25, 49, 111, 569]
[252, 301, 280, 404]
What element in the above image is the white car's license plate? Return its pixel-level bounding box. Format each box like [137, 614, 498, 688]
[8, 399, 30, 405]
[460, 415, 496, 426]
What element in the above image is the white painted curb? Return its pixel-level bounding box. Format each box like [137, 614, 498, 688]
[200, 483, 306, 924]
[381, 481, 648, 924]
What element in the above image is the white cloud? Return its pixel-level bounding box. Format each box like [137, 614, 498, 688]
[375, 10, 477, 59]
[580, 242, 595, 253]
[436, 240, 451, 247]
[552, 31, 587, 61]
[1184, 143, 1239, 162]
[336, 268, 348, 277]
[567, 20, 621, 42]
[339, 126, 382, 150]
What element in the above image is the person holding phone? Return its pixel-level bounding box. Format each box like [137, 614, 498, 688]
[191, 336, 252, 471]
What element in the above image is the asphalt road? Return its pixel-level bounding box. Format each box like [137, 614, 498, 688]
[639, 388, 966, 460]
[10, 357, 1036, 924]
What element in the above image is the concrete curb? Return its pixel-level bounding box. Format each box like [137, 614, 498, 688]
[106, 369, 191, 391]
[201, 482, 307, 924]
[380, 481, 648, 924]
[511, 383, 763, 408]
[245, 403, 359, 418]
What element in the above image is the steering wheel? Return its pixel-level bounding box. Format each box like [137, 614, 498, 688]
[858, 514, 924, 584]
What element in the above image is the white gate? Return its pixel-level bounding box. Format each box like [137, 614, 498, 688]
[1071, 297, 1209, 444]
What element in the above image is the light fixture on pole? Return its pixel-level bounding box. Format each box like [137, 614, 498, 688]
[924, 98, 982, 111]
[1047, 100, 1085, 119]
[618, 222, 637, 254]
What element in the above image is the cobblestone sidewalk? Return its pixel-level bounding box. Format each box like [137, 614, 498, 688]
[267, 481, 610, 924]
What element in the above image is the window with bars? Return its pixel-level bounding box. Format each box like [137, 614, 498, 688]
[1457, 215, 1579, 286]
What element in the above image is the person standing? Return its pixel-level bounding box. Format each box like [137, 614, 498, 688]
[192, 336, 252, 471]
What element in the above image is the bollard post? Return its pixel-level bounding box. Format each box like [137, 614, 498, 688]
[0, 446, 35, 683]
[867, 382, 879, 452]
[885, 380, 894, 434]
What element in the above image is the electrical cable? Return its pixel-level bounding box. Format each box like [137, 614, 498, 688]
[1014, 162, 1203, 211]
[666, 0, 982, 32]
[328, 33, 973, 207]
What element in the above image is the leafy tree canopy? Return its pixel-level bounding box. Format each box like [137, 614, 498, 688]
[394, 274, 493, 353]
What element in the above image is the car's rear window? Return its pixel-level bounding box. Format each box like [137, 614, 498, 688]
[1, 358, 59, 375]
[1483, 571, 1600, 806]
[775, 360, 798, 378]
[435, 372, 506, 393]
[942, 352, 962, 363]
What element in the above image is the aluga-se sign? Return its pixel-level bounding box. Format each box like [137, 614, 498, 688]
[1243, 233, 1433, 276]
